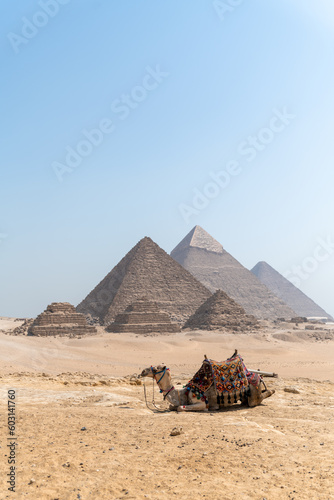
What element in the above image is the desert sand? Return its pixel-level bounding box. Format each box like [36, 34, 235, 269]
[0, 318, 334, 499]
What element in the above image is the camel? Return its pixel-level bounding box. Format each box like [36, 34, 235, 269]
[140, 351, 275, 412]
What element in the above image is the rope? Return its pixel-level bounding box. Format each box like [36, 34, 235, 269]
[261, 377, 268, 393]
[143, 377, 170, 413]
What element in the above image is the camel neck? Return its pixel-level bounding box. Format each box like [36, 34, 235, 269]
[154, 371, 182, 406]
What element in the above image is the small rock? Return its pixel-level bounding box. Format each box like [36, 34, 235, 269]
[170, 427, 183, 436]
[284, 387, 300, 394]
[81, 427, 87, 431]
[28, 479, 35, 485]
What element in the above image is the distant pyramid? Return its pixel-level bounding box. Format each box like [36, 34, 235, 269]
[107, 297, 181, 334]
[28, 302, 97, 337]
[77, 237, 212, 325]
[183, 290, 259, 331]
[251, 261, 333, 320]
[171, 226, 296, 320]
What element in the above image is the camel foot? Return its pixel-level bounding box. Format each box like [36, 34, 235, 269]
[262, 389, 275, 400]
[169, 404, 178, 411]
[177, 405, 186, 412]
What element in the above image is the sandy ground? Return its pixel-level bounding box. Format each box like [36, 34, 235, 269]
[0, 318, 334, 499]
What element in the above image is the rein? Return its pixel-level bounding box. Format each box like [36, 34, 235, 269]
[261, 377, 268, 393]
[143, 367, 174, 412]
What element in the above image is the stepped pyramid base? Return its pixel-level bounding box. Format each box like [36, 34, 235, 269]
[107, 297, 181, 334]
[28, 325, 97, 337]
[108, 323, 180, 334]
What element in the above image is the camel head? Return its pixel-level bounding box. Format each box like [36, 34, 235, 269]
[140, 364, 167, 379]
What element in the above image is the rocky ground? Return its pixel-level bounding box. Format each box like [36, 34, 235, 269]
[0, 318, 333, 499]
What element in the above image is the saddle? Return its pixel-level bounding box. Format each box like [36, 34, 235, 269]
[185, 352, 261, 405]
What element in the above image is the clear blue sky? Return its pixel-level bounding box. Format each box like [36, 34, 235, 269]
[1, 0, 334, 318]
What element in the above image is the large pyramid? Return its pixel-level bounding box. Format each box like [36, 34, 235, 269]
[184, 290, 259, 331]
[171, 226, 296, 320]
[251, 261, 333, 320]
[77, 237, 212, 325]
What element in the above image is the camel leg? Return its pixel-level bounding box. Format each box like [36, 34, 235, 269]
[169, 404, 178, 411]
[177, 402, 207, 412]
[248, 384, 275, 407]
[261, 389, 275, 400]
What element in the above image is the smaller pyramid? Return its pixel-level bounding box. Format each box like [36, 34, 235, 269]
[251, 261, 333, 320]
[183, 290, 259, 331]
[28, 302, 97, 336]
[107, 297, 181, 334]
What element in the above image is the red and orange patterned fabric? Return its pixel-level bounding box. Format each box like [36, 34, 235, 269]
[210, 355, 249, 394]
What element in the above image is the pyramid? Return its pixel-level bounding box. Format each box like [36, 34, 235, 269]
[77, 237, 212, 325]
[171, 226, 296, 320]
[183, 290, 259, 331]
[107, 297, 181, 334]
[28, 302, 97, 336]
[251, 261, 333, 320]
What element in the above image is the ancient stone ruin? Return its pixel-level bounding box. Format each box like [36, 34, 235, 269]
[77, 236, 212, 325]
[171, 225, 296, 320]
[183, 290, 259, 332]
[28, 302, 97, 337]
[107, 297, 181, 334]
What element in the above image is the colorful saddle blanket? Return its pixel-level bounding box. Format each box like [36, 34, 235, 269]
[185, 354, 260, 405]
[211, 355, 248, 394]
